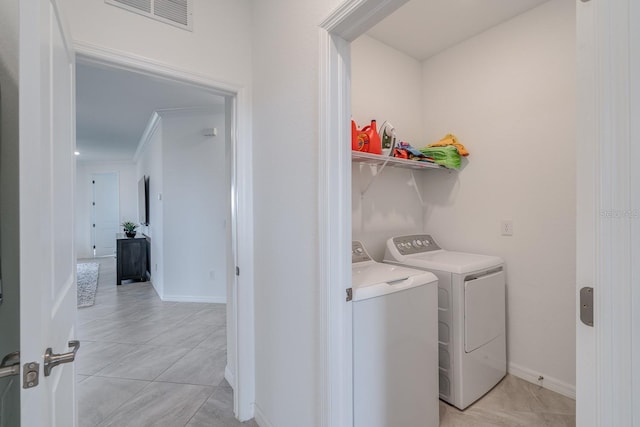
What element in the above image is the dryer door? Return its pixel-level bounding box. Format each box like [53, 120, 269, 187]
[464, 270, 505, 353]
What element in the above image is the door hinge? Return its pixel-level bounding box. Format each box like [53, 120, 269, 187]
[346, 288, 352, 302]
[93, 224, 95, 228]
[92, 202, 95, 206]
[580, 287, 594, 327]
[235, 266, 240, 276]
[92, 180, 95, 184]
[23, 361, 39, 389]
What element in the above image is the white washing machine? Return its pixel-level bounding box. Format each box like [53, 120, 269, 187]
[384, 234, 506, 410]
[351, 241, 439, 427]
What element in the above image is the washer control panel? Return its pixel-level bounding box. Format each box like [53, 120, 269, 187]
[352, 241, 372, 263]
[392, 234, 440, 256]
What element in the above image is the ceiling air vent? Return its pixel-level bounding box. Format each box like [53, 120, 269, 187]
[106, 0, 193, 31]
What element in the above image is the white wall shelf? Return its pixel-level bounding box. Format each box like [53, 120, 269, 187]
[352, 151, 452, 198]
[351, 151, 449, 171]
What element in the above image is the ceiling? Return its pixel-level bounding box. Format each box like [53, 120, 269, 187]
[366, 0, 551, 61]
[76, 62, 225, 162]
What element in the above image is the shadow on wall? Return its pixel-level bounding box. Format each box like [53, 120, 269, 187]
[421, 168, 460, 225]
[352, 153, 469, 260]
[353, 166, 420, 227]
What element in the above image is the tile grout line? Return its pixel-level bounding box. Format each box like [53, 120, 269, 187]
[181, 385, 219, 427]
[77, 257, 230, 427]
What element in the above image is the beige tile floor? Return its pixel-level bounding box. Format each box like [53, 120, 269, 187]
[76, 257, 257, 427]
[439, 374, 576, 426]
[78, 258, 575, 427]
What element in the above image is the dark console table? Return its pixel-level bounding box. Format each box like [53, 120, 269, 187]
[116, 233, 150, 285]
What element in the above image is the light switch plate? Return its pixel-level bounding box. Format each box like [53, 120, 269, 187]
[501, 220, 514, 236]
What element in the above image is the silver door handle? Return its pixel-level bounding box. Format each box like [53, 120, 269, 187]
[0, 351, 20, 379]
[44, 340, 80, 376]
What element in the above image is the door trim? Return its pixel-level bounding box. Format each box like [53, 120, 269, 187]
[74, 41, 255, 421]
[318, 1, 408, 426]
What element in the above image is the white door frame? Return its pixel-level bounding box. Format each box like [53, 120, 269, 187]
[320, 0, 638, 426]
[73, 42, 255, 421]
[318, 1, 409, 426]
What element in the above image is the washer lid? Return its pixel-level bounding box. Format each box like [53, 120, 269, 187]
[392, 250, 503, 274]
[352, 262, 437, 301]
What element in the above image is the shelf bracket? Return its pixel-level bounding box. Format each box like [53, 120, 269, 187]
[410, 171, 426, 207]
[360, 155, 393, 197]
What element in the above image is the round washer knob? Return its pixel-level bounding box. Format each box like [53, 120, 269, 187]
[356, 247, 363, 254]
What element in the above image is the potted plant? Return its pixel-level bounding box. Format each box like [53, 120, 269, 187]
[122, 221, 138, 238]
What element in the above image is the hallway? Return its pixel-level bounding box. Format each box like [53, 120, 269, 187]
[76, 258, 256, 427]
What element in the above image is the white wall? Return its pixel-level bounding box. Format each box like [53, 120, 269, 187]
[161, 110, 227, 302]
[75, 161, 138, 258]
[0, 0, 21, 423]
[251, 0, 341, 425]
[60, 0, 252, 86]
[134, 110, 228, 303]
[351, 35, 423, 143]
[136, 120, 164, 296]
[351, 34, 426, 260]
[419, 0, 576, 394]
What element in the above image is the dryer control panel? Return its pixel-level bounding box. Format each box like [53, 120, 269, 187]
[391, 234, 441, 256]
[352, 241, 372, 263]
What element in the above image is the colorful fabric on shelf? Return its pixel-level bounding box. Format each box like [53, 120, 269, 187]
[419, 145, 461, 169]
[427, 133, 469, 157]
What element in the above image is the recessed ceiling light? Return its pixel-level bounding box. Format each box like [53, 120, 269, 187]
[74, 151, 80, 156]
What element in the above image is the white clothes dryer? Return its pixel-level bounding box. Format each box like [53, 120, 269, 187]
[384, 235, 506, 410]
[352, 241, 439, 427]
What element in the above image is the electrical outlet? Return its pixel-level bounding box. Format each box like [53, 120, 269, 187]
[501, 220, 514, 236]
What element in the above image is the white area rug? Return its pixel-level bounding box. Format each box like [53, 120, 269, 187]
[77, 263, 99, 308]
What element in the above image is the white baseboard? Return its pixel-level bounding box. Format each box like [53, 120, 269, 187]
[254, 404, 276, 427]
[160, 295, 226, 304]
[150, 280, 162, 298]
[225, 365, 235, 387]
[508, 362, 576, 399]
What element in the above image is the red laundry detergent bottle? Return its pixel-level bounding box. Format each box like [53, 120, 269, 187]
[361, 120, 381, 154]
[352, 119, 382, 154]
[351, 119, 362, 151]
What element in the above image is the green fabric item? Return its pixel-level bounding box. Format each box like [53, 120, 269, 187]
[419, 145, 461, 169]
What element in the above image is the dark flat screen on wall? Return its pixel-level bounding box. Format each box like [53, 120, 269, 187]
[138, 175, 149, 225]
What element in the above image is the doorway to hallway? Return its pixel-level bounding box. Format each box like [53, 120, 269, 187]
[73, 42, 255, 422]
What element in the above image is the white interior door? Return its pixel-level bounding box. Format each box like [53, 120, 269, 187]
[19, 0, 77, 425]
[576, 1, 640, 425]
[91, 173, 119, 257]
